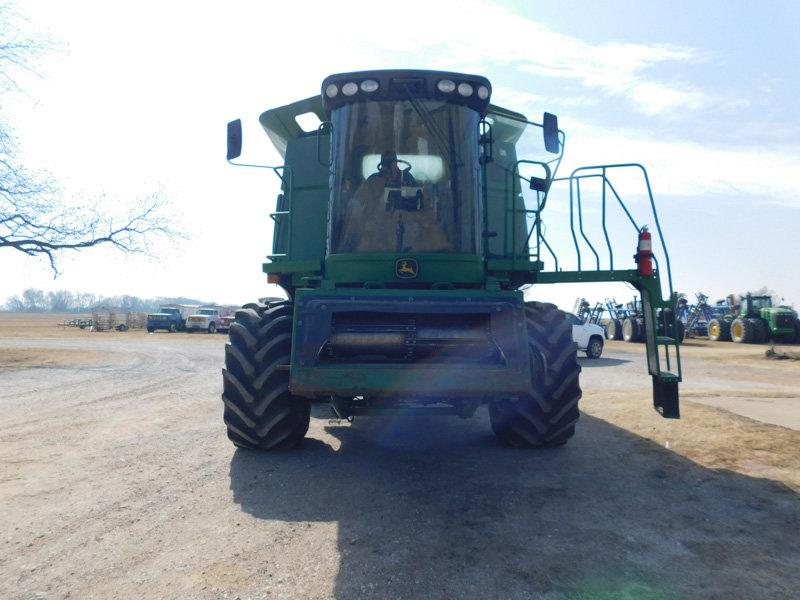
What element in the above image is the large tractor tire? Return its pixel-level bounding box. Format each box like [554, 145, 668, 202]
[707, 318, 731, 342]
[676, 320, 686, 343]
[221, 302, 310, 450]
[730, 317, 756, 343]
[489, 302, 582, 448]
[606, 319, 623, 341]
[752, 319, 769, 344]
[622, 317, 643, 343]
[795, 319, 800, 344]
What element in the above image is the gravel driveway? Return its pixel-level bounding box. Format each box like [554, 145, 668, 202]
[1, 333, 799, 599]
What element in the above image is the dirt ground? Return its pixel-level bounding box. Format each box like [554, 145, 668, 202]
[1, 313, 799, 599]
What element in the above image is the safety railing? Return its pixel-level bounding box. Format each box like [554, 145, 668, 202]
[507, 162, 681, 386]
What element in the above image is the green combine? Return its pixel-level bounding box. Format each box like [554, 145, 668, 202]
[222, 69, 682, 450]
[709, 293, 798, 343]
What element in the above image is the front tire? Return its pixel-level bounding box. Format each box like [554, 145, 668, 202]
[221, 302, 310, 450]
[585, 336, 604, 359]
[731, 317, 755, 343]
[622, 318, 643, 343]
[489, 302, 582, 448]
[752, 319, 769, 344]
[708, 318, 731, 341]
[607, 319, 623, 341]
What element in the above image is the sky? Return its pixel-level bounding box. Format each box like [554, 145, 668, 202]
[2, 0, 799, 310]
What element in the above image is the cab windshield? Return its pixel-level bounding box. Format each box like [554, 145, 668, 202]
[751, 297, 772, 309]
[329, 99, 480, 254]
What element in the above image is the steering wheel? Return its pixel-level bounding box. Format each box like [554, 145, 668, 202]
[377, 158, 412, 172]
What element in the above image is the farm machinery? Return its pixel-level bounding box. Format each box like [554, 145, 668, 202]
[573, 298, 605, 328]
[708, 293, 798, 343]
[679, 293, 732, 338]
[222, 69, 682, 450]
[606, 296, 684, 344]
[603, 298, 633, 341]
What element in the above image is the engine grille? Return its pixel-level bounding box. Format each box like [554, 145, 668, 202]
[318, 311, 504, 365]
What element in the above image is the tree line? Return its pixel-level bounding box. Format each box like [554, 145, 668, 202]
[2, 288, 206, 314]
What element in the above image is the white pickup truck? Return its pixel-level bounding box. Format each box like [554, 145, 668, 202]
[185, 306, 225, 333]
[564, 312, 605, 359]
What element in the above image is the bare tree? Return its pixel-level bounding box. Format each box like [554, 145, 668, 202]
[46, 289, 73, 312]
[0, 4, 180, 275]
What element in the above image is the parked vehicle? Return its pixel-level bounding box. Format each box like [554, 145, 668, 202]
[565, 312, 605, 358]
[185, 305, 236, 333]
[146, 304, 196, 333]
[218, 314, 236, 334]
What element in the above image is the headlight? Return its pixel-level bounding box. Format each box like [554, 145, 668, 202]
[457, 83, 473, 97]
[324, 84, 338, 98]
[437, 79, 456, 93]
[360, 79, 379, 93]
[477, 85, 490, 100]
[342, 82, 358, 96]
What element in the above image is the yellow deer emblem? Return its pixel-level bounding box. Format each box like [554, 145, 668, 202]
[395, 258, 418, 278]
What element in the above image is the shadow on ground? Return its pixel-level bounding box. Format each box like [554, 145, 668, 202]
[578, 356, 631, 367]
[230, 410, 800, 599]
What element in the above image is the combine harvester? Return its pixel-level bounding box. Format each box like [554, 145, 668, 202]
[222, 69, 682, 450]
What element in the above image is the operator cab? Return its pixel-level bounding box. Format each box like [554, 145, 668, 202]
[321, 70, 491, 255]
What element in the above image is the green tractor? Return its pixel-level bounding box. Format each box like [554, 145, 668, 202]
[714, 293, 798, 344]
[223, 69, 683, 450]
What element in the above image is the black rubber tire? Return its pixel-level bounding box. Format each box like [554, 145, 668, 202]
[622, 318, 642, 343]
[147, 328, 154, 333]
[730, 318, 755, 343]
[607, 319, 623, 341]
[708, 318, 731, 342]
[585, 335, 604, 359]
[676, 320, 686, 343]
[489, 302, 582, 448]
[221, 303, 310, 450]
[752, 319, 769, 344]
[795, 320, 800, 344]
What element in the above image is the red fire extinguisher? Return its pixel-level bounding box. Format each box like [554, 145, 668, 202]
[636, 226, 654, 276]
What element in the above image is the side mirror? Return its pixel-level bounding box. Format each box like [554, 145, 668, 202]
[543, 112, 559, 154]
[227, 119, 242, 161]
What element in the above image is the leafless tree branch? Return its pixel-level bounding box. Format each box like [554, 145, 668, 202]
[0, 4, 184, 276]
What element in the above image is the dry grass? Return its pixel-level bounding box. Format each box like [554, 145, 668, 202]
[0, 346, 118, 370]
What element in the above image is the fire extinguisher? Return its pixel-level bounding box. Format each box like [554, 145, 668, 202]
[636, 226, 653, 276]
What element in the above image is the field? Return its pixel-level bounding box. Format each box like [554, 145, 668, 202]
[1, 313, 799, 599]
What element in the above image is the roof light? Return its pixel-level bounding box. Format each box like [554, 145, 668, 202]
[457, 82, 473, 97]
[360, 79, 379, 93]
[477, 85, 489, 100]
[437, 79, 456, 93]
[342, 82, 358, 96]
[325, 84, 338, 98]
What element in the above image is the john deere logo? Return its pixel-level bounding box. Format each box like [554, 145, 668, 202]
[395, 258, 418, 279]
